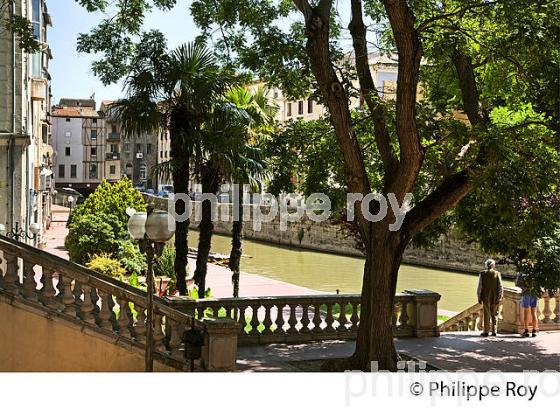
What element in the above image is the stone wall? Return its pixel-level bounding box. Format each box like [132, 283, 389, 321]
[145, 195, 514, 276]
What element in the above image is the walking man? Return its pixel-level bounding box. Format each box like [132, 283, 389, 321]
[477, 259, 504, 336]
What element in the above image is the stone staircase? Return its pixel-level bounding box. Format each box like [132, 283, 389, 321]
[0, 235, 236, 372]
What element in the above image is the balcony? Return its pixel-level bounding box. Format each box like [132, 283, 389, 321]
[107, 132, 121, 141]
[106, 152, 120, 160]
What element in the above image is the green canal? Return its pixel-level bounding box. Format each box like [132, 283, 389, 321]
[190, 231, 514, 312]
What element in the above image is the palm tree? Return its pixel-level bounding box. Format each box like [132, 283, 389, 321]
[224, 86, 278, 297]
[114, 42, 239, 295]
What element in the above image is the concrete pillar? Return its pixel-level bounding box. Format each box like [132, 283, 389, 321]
[202, 318, 240, 372]
[405, 289, 441, 337]
[499, 287, 522, 333]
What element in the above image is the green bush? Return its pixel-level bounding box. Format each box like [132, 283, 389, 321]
[155, 245, 176, 291]
[87, 254, 126, 280]
[68, 178, 146, 227]
[65, 214, 123, 265]
[118, 240, 147, 276]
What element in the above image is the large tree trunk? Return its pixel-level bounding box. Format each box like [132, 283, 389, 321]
[229, 183, 243, 297]
[194, 161, 220, 296]
[169, 109, 191, 295]
[351, 228, 407, 371]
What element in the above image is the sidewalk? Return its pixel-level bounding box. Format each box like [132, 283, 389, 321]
[237, 331, 560, 372]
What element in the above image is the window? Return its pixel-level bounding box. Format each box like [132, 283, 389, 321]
[58, 164, 65, 178]
[273, 89, 279, 99]
[308, 99, 313, 114]
[298, 101, 304, 115]
[70, 165, 77, 178]
[111, 125, 117, 134]
[287, 102, 292, 117]
[65, 131, 71, 137]
[92, 118, 97, 124]
[136, 143, 142, 152]
[91, 129, 97, 140]
[31, 0, 41, 40]
[110, 143, 118, 153]
[139, 165, 147, 180]
[91, 147, 97, 158]
[124, 143, 130, 152]
[160, 151, 164, 158]
[110, 165, 116, 175]
[147, 143, 152, 154]
[32, 53, 41, 78]
[89, 164, 98, 179]
[65, 118, 71, 122]
[65, 147, 71, 156]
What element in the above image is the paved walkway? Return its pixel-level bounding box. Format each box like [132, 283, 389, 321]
[237, 331, 560, 372]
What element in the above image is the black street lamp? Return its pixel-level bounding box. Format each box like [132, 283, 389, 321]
[0, 221, 41, 243]
[127, 208, 175, 372]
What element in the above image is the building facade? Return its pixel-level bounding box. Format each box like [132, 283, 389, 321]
[52, 98, 108, 196]
[0, 0, 54, 245]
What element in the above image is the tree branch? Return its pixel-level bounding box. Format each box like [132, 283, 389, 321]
[452, 50, 488, 126]
[349, 0, 398, 179]
[381, 0, 424, 196]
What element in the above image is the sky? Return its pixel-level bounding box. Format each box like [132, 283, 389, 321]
[48, 0, 199, 105]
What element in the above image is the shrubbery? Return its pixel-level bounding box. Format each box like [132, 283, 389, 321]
[65, 178, 147, 266]
[87, 254, 126, 280]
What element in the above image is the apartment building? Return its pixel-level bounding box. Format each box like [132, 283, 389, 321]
[0, 0, 54, 246]
[52, 98, 108, 196]
[252, 52, 399, 123]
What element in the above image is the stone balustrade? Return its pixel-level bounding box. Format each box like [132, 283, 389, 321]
[439, 287, 560, 333]
[0, 235, 239, 371]
[165, 289, 441, 345]
[500, 287, 560, 333]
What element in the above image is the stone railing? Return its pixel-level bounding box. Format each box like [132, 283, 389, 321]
[438, 303, 484, 332]
[500, 287, 560, 333]
[0, 235, 239, 371]
[439, 287, 560, 333]
[165, 289, 441, 345]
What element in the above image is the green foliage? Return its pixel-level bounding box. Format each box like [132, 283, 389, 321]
[517, 227, 560, 297]
[154, 245, 176, 290]
[86, 254, 126, 280]
[65, 214, 122, 265]
[68, 178, 146, 227]
[118, 240, 147, 276]
[66, 179, 146, 265]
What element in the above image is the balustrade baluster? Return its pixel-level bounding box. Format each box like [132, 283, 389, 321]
[249, 305, 260, 336]
[542, 294, 552, 323]
[2, 252, 19, 293]
[337, 302, 348, 332]
[237, 305, 247, 333]
[274, 303, 285, 335]
[312, 303, 322, 334]
[22, 261, 37, 300]
[73, 281, 82, 308]
[262, 304, 273, 335]
[134, 305, 147, 342]
[60, 274, 76, 317]
[168, 318, 183, 357]
[399, 300, 410, 328]
[117, 297, 132, 337]
[91, 287, 100, 315]
[79, 284, 96, 324]
[153, 313, 165, 351]
[325, 303, 335, 332]
[349, 302, 359, 332]
[287, 303, 298, 334]
[392, 303, 399, 329]
[98, 291, 114, 330]
[40, 268, 56, 306]
[554, 293, 560, 323]
[300, 303, 311, 333]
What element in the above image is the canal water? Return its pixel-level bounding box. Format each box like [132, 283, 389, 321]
[190, 231, 513, 312]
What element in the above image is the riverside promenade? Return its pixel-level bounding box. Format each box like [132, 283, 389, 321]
[42, 207, 560, 372]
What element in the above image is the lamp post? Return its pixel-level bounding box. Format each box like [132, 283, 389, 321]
[127, 208, 175, 372]
[0, 221, 41, 243]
